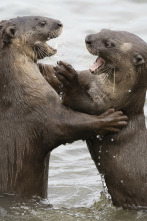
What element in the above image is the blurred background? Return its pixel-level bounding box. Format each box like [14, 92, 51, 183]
[0, 0, 147, 220]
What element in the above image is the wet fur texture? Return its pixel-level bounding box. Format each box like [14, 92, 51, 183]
[0, 18, 127, 198]
[54, 30, 147, 209]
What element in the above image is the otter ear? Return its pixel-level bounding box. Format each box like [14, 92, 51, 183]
[2, 25, 16, 44]
[133, 54, 145, 66]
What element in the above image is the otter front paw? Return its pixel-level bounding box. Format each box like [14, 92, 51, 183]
[54, 61, 94, 112]
[54, 61, 80, 90]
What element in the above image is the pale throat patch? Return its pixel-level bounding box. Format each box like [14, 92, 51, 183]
[120, 42, 132, 52]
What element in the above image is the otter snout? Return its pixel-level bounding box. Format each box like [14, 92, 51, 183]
[52, 20, 63, 30]
[57, 21, 63, 28]
[85, 34, 99, 55]
[85, 35, 92, 45]
[53, 20, 63, 30]
[47, 18, 63, 39]
[85, 34, 98, 45]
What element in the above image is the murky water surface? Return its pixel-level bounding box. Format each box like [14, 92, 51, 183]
[0, 0, 147, 220]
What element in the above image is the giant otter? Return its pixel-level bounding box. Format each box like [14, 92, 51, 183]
[54, 29, 147, 209]
[0, 18, 127, 198]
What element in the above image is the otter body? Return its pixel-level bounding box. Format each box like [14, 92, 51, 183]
[0, 18, 127, 197]
[55, 30, 147, 209]
[87, 115, 147, 209]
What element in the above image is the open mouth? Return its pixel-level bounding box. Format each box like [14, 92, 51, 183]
[45, 28, 63, 56]
[33, 29, 63, 61]
[46, 41, 57, 56]
[33, 41, 57, 60]
[90, 57, 104, 74]
[45, 31, 61, 56]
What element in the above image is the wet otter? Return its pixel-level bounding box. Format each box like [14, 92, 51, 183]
[0, 18, 127, 198]
[54, 30, 147, 209]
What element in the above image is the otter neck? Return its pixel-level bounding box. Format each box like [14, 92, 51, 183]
[0, 46, 48, 90]
[119, 87, 146, 116]
[0, 47, 59, 114]
[106, 113, 146, 145]
[0, 47, 32, 85]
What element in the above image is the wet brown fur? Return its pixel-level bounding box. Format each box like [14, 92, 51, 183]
[0, 18, 127, 198]
[53, 30, 147, 209]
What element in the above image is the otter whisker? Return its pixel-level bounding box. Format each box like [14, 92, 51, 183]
[34, 45, 47, 60]
[38, 48, 49, 58]
[113, 68, 116, 95]
[35, 47, 44, 59]
[37, 45, 51, 57]
[32, 47, 38, 62]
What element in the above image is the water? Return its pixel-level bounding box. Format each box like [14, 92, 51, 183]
[0, 0, 147, 220]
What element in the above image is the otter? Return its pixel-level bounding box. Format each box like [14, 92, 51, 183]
[0, 18, 127, 198]
[53, 29, 147, 209]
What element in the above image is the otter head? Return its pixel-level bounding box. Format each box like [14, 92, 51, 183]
[0, 16, 63, 62]
[85, 29, 147, 114]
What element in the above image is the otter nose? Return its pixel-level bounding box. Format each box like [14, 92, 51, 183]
[57, 22, 63, 28]
[53, 20, 63, 30]
[85, 35, 92, 45]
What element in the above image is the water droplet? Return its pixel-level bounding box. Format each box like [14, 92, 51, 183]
[113, 155, 116, 158]
[106, 150, 108, 152]
[111, 138, 114, 142]
[121, 180, 124, 183]
[59, 91, 63, 100]
[100, 174, 110, 198]
[98, 163, 100, 166]
[128, 90, 131, 93]
[96, 135, 103, 140]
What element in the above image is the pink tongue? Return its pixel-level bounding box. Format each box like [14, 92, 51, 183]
[90, 57, 103, 73]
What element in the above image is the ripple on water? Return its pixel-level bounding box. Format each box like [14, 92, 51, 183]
[0, 194, 147, 221]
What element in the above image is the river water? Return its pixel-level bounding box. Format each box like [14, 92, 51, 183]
[0, 0, 147, 220]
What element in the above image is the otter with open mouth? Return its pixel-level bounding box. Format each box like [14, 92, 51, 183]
[0, 18, 127, 198]
[54, 29, 147, 209]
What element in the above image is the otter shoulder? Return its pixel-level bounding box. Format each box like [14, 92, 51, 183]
[78, 70, 94, 90]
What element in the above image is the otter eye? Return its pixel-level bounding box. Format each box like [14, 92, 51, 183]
[136, 55, 143, 62]
[104, 41, 114, 48]
[39, 21, 46, 27]
[133, 53, 145, 66]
